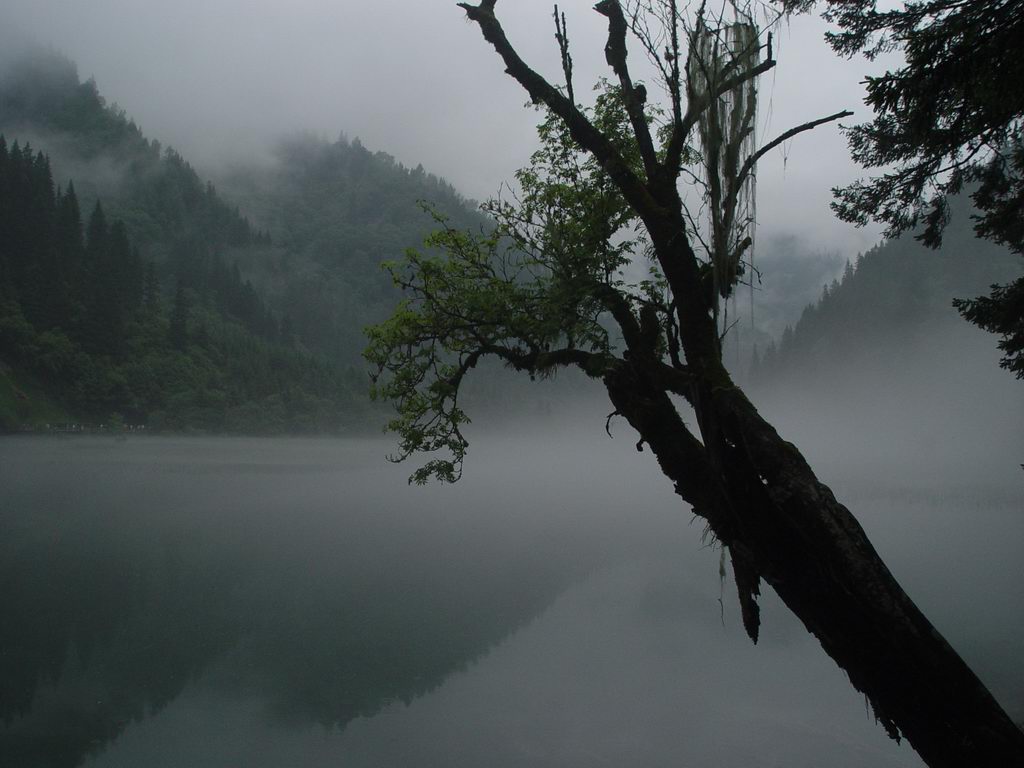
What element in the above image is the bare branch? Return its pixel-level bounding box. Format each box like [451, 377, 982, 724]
[553, 5, 575, 105]
[605, 409, 621, 437]
[593, 283, 643, 349]
[667, 0, 684, 132]
[458, 1, 668, 219]
[731, 109, 853, 201]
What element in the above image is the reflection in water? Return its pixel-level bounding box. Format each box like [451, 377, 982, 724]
[0, 437, 605, 767]
[0, 500, 246, 766]
[0, 427, 1020, 768]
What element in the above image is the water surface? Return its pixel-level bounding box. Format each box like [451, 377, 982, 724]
[1, 426, 1019, 767]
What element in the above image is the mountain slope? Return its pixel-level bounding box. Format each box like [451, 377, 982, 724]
[218, 133, 490, 364]
[0, 139, 365, 433]
[0, 48, 499, 429]
[753, 199, 1023, 386]
[0, 48, 490, 372]
[0, 50, 262, 252]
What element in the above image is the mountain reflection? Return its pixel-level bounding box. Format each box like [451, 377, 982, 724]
[0, 437, 599, 767]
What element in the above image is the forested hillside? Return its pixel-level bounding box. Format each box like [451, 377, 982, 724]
[752, 199, 1023, 386]
[218, 133, 489, 364]
[0, 50, 265, 253]
[0, 140, 363, 432]
[0, 49, 490, 431]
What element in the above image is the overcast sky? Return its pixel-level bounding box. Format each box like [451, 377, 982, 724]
[3, 0, 890, 256]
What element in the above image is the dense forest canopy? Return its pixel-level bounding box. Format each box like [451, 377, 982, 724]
[0, 137, 363, 432]
[0, 51, 263, 251]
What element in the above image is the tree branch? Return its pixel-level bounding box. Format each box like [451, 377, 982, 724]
[594, 0, 660, 179]
[458, 1, 668, 219]
[481, 343, 613, 376]
[553, 5, 575, 105]
[642, 357, 697, 400]
[734, 109, 853, 193]
[593, 283, 643, 349]
[668, 54, 776, 178]
[602, 360, 721, 521]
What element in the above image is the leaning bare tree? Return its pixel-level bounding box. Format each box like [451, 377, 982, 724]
[365, 2, 1024, 765]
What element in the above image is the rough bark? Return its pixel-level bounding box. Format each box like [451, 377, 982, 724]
[693, 376, 1022, 767]
[605, 353, 1024, 767]
[458, 2, 1024, 765]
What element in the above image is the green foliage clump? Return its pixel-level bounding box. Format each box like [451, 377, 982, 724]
[366, 86, 667, 482]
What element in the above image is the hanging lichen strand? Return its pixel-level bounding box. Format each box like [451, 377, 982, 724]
[687, 9, 760, 322]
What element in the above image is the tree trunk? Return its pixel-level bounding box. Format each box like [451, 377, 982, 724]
[605, 359, 1024, 768]
[457, 3, 1024, 763]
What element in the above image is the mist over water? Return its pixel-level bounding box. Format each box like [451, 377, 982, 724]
[3, 328, 1021, 768]
[752, 329, 1024, 721]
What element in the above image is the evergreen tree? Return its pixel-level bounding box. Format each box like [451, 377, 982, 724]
[84, 201, 108, 263]
[0, 138, 8, 291]
[52, 181, 85, 324]
[280, 314, 295, 347]
[748, 343, 761, 380]
[0, 136, 358, 433]
[79, 201, 111, 353]
[168, 282, 189, 351]
[143, 261, 160, 311]
[790, 0, 1024, 378]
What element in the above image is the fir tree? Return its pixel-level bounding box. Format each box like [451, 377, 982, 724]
[168, 282, 189, 351]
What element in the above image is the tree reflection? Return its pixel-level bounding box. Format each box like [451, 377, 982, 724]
[0, 466, 596, 767]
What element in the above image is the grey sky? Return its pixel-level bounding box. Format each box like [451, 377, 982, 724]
[3, 0, 887, 256]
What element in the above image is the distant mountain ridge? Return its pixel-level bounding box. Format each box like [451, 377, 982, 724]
[0, 51, 348, 431]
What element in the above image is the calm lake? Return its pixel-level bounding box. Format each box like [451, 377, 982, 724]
[1, 414, 1021, 767]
